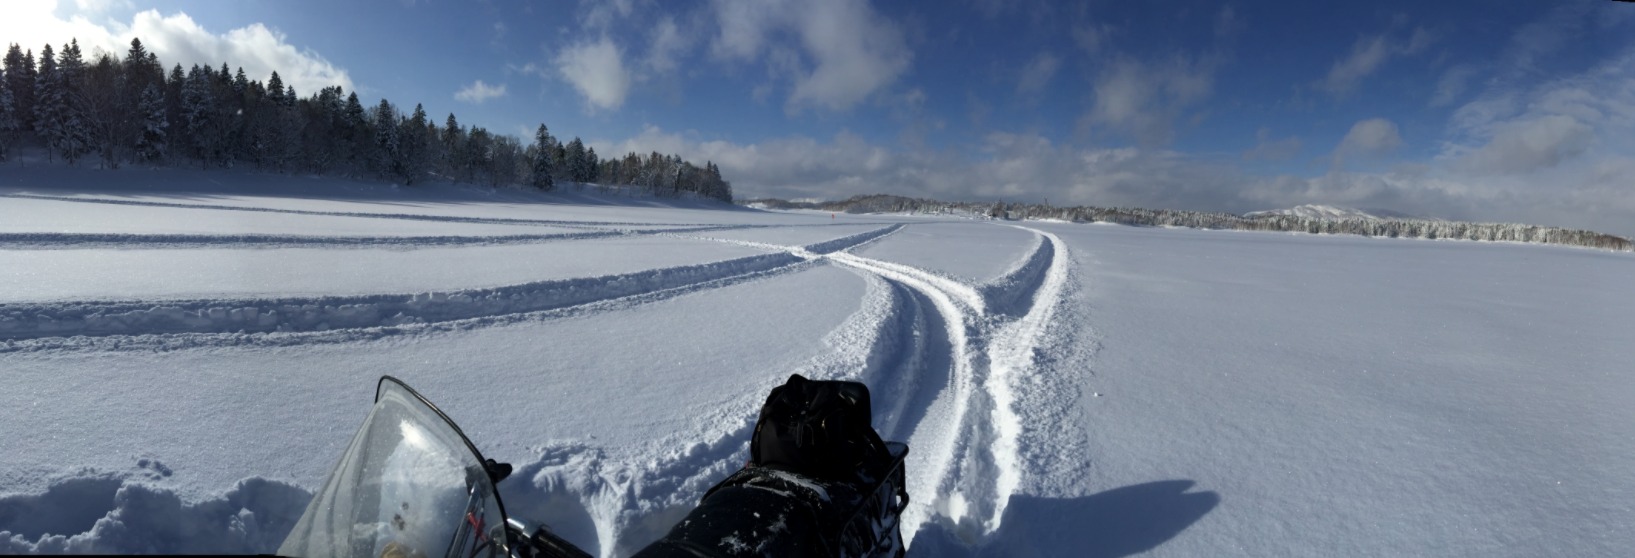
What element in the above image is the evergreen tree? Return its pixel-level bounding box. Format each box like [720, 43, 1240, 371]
[341, 91, 369, 172]
[465, 126, 492, 184]
[298, 85, 343, 172]
[54, 40, 92, 165]
[4, 44, 36, 133]
[530, 124, 554, 190]
[552, 143, 568, 181]
[33, 44, 59, 162]
[0, 34, 742, 203]
[134, 83, 166, 162]
[585, 146, 600, 183]
[82, 51, 128, 168]
[181, 64, 215, 166]
[565, 136, 588, 183]
[396, 102, 428, 184]
[259, 74, 302, 171]
[490, 134, 521, 187]
[276, 92, 303, 169]
[0, 74, 17, 161]
[144, 53, 161, 90]
[122, 40, 163, 157]
[123, 38, 152, 103]
[372, 98, 399, 179]
[442, 113, 465, 180]
[267, 71, 285, 102]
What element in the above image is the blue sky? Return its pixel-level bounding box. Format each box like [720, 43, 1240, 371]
[5, 0, 1635, 235]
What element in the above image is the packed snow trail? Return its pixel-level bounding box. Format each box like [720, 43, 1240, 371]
[978, 227, 1072, 532]
[786, 225, 1073, 547]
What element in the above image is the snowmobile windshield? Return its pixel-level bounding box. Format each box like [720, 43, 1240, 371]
[278, 377, 508, 558]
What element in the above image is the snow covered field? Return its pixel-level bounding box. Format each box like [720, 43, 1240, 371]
[2, 170, 1632, 556]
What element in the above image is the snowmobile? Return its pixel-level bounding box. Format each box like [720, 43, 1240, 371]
[276, 374, 910, 557]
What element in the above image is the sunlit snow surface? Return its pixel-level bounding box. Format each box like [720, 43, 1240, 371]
[2, 170, 1633, 556]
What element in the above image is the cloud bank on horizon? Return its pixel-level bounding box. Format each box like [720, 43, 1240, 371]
[3, 0, 1634, 236]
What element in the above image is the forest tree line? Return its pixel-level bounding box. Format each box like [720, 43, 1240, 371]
[747, 194, 1634, 252]
[0, 37, 733, 202]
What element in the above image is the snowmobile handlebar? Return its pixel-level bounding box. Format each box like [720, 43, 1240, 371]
[504, 518, 592, 558]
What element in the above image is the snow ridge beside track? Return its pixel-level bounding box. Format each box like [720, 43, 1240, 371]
[764, 223, 1073, 547]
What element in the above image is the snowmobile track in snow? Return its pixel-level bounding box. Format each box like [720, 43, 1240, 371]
[0, 225, 906, 351]
[526, 224, 1074, 553]
[823, 225, 1073, 546]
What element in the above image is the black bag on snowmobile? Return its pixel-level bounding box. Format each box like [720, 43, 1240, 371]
[635, 374, 910, 558]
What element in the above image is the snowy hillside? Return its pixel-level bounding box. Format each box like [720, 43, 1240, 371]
[1243, 204, 1392, 220]
[3, 170, 1633, 556]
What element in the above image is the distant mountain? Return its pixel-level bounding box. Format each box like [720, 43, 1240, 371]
[1247, 204, 1445, 221]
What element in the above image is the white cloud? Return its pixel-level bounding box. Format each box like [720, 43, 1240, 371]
[645, 16, 692, 73]
[1336, 118, 1403, 157]
[1085, 54, 1217, 146]
[592, 125, 1258, 212]
[786, 0, 912, 111]
[74, 0, 132, 13]
[1300, 43, 1635, 234]
[1319, 35, 1393, 95]
[454, 80, 507, 104]
[594, 116, 1635, 237]
[1318, 25, 1433, 95]
[1016, 52, 1060, 95]
[710, 0, 785, 61]
[1456, 114, 1593, 175]
[587, 36, 1635, 238]
[1440, 39, 1635, 179]
[0, 2, 354, 96]
[709, 0, 911, 112]
[556, 36, 632, 111]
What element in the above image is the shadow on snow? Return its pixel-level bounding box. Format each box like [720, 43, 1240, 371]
[907, 480, 1220, 557]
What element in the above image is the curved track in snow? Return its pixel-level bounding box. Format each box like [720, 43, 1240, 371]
[825, 225, 1073, 546]
[511, 223, 1074, 553]
[0, 225, 904, 351]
